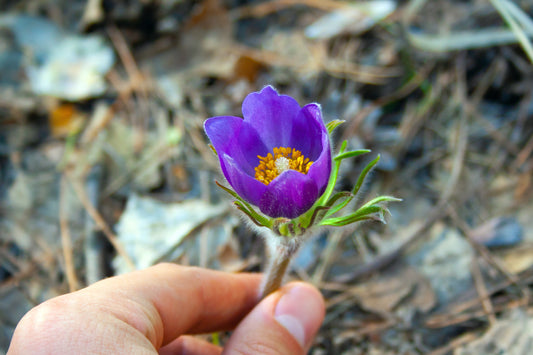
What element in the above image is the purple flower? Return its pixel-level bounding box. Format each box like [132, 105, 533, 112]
[204, 86, 332, 219]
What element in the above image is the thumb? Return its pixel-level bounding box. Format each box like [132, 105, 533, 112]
[223, 282, 325, 354]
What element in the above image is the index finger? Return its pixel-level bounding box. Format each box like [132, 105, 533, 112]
[79, 263, 262, 347]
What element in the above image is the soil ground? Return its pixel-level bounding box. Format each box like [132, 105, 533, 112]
[1, 0, 533, 354]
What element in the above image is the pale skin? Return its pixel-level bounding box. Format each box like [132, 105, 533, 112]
[8, 263, 325, 354]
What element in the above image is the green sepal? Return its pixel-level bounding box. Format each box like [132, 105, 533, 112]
[215, 181, 272, 228]
[234, 201, 267, 228]
[326, 119, 345, 134]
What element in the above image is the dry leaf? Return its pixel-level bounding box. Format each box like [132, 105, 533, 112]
[455, 309, 533, 355]
[349, 266, 436, 314]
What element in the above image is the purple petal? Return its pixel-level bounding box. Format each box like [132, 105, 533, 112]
[307, 130, 332, 195]
[237, 121, 269, 173]
[242, 86, 301, 149]
[220, 154, 267, 206]
[300, 103, 331, 194]
[204, 116, 243, 154]
[289, 103, 326, 159]
[205, 116, 267, 175]
[259, 170, 319, 218]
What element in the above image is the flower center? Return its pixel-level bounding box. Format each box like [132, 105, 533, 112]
[275, 156, 290, 173]
[254, 147, 313, 185]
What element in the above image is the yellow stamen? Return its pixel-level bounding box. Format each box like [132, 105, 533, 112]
[254, 147, 313, 185]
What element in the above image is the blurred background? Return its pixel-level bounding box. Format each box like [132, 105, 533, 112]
[1, 0, 533, 353]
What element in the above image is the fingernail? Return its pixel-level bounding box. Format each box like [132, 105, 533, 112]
[273, 285, 309, 347]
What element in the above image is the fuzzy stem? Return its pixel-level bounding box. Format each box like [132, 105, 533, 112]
[261, 253, 291, 298]
[260, 233, 301, 299]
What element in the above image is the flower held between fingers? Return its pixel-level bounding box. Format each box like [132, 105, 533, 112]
[204, 85, 400, 297]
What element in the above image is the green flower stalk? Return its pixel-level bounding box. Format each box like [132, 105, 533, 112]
[205, 86, 400, 298]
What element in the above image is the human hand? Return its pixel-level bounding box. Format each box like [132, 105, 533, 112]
[8, 263, 325, 354]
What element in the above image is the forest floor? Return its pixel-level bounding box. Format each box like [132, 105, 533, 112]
[1, 0, 533, 354]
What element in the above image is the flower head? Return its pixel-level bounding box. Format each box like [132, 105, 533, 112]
[204, 86, 400, 298]
[205, 86, 332, 219]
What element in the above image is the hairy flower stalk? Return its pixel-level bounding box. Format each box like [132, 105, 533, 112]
[261, 232, 301, 298]
[205, 86, 400, 298]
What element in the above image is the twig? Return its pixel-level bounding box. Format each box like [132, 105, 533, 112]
[470, 110, 520, 156]
[332, 204, 445, 284]
[448, 207, 531, 307]
[68, 174, 136, 271]
[80, 101, 116, 145]
[59, 175, 79, 292]
[233, 45, 397, 85]
[513, 132, 533, 169]
[0, 264, 37, 293]
[102, 137, 177, 197]
[312, 230, 343, 285]
[106, 24, 153, 162]
[341, 64, 432, 141]
[424, 270, 533, 327]
[107, 25, 151, 121]
[471, 255, 497, 325]
[426, 296, 530, 328]
[232, 0, 346, 19]
[427, 332, 480, 355]
[84, 165, 106, 285]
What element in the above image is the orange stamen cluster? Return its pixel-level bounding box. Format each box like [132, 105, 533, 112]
[254, 147, 313, 185]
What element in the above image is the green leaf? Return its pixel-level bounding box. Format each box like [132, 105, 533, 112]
[323, 195, 352, 218]
[325, 154, 381, 217]
[325, 191, 352, 208]
[320, 214, 377, 227]
[361, 196, 402, 209]
[339, 140, 348, 153]
[352, 155, 380, 197]
[315, 140, 349, 206]
[326, 119, 345, 134]
[334, 149, 371, 162]
[319, 205, 385, 226]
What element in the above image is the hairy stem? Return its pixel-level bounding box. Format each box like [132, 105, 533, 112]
[261, 253, 291, 298]
[260, 234, 301, 299]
